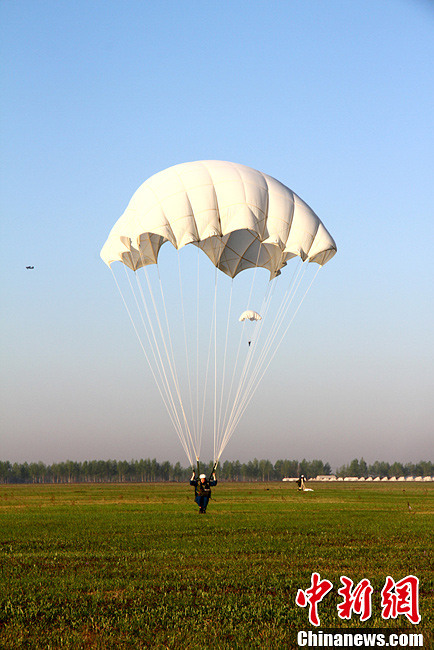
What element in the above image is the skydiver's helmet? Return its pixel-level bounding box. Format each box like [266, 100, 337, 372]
[199, 474, 206, 480]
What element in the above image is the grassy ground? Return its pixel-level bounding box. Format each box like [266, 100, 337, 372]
[0, 481, 432, 648]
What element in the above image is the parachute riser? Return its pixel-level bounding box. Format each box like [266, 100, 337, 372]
[194, 458, 217, 480]
[209, 460, 218, 481]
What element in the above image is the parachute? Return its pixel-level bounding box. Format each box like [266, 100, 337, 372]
[239, 310, 262, 322]
[101, 160, 336, 468]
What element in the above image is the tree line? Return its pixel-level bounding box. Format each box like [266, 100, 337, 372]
[0, 457, 431, 484]
[336, 458, 433, 479]
[0, 458, 330, 484]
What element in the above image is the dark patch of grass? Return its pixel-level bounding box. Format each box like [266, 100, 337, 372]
[0, 482, 432, 648]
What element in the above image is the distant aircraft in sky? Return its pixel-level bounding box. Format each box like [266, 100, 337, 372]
[26, 266, 34, 269]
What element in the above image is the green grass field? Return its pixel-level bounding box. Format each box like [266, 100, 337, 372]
[0, 482, 432, 648]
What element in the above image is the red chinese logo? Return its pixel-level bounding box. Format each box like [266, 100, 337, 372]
[338, 576, 373, 621]
[381, 575, 421, 624]
[295, 572, 334, 627]
[295, 573, 421, 627]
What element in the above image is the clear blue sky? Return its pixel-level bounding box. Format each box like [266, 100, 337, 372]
[1, 0, 433, 469]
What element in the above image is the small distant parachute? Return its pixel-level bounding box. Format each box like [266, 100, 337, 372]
[239, 310, 262, 322]
[26, 266, 34, 269]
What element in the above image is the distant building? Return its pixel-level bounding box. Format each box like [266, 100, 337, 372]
[315, 475, 337, 481]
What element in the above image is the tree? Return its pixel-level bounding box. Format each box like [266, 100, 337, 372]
[323, 462, 332, 476]
[359, 458, 367, 478]
[299, 459, 310, 478]
[369, 461, 390, 479]
[221, 460, 233, 480]
[29, 462, 41, 483]
[348, 459, 361, 478]
[0, 461, 12, 483]
[150, 459, 159, 481]
[309, 460, 328, 478]
[233, 460, 241, 481]
[117, 460, 130, 482]
[160, 461, 171, 481]
[389, 462, 404, 478]
[259, 459, 273, 481]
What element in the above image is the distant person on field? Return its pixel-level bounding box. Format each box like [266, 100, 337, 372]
[297, 474, 307, 491]
[190, 471, 217, 513]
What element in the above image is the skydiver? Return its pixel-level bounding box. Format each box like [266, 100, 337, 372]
[297, 474, 307, 491]
[190, 471, 217, 513]
[26, 266, 34, 269]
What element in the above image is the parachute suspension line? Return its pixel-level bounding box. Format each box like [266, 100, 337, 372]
[216, 288, 272, 461]
[126, 268, 184, 437]
[213, 266, 218, 465]
[224, 264, 319, 446]
[246, 260, 308, 392]
[241, 260, 305, 399]
[215, 255, 276, 461]
[229, 278, 275, 414]
[215, 236, 266, 459]
[215, 279, 234, 462]
[177, 252, 198, 452]
[219, 261, 307, 452]
[154, 264, 198, 460]
[257, 264, 321, 380]
[219, 263, 321, 455]
[198, 265, 219, 458]
[111, 266, 193, 466]
[123, 267, 188, 448]
[134, 267, 196, 465]
[234, 235, 274, 373]
[217, 256, 306, 458]
[196, 246, 200, 454]
[217, 302, 248, 457]
[135, 262, 196, 464]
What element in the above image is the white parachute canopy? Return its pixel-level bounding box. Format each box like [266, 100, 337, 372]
[101, 160, 336, 467]
[239, 310, 262, 322]
[101, 160, 336, 275]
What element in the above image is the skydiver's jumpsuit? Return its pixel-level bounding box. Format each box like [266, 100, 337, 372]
[190, 476, 217, 513]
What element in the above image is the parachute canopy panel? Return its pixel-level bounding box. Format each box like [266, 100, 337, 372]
[100, 160, 337, 278]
